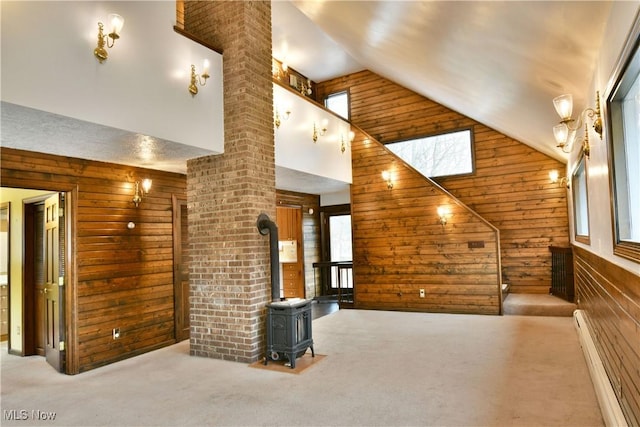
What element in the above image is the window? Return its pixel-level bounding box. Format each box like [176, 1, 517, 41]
[572, 155, 590, 244]
[385, 129, 474, 178]
[325, 91, 349, 120]
[607, 18, 640, 262]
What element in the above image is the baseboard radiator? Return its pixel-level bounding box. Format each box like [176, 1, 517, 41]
[573, 310, 628, 427]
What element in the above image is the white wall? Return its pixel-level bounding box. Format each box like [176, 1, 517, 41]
[1, 1, 224, 153]
[568, 2, 640, 275]
[274, 84, 352, 185]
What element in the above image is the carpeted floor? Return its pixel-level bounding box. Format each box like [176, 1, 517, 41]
[1, 309, 603, 427]
[503, 293, 577, 316]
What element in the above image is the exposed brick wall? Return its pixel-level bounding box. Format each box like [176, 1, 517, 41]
[184, 1, 274, 363]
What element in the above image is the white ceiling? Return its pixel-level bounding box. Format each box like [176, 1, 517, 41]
[274, 1, 612, 163]
[2, 1, 614, 195]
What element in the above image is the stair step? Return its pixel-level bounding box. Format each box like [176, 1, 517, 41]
[503, 294, 576, 317]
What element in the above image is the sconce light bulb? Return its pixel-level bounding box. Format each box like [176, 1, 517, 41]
[553, 94, 573, 122]
[107, 13, 124, 38]
[142, 178, 152, 194]
[127, 221, 135, 229]
[549, 170, 559, 183]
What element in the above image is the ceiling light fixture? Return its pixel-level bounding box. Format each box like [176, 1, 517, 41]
[93, 13, 124, 63]
[189, 61, 210, 96]
[552, 91, 602, 157]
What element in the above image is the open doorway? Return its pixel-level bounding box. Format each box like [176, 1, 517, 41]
[320, 204, 354, 307]
[0, 188, 68, 374]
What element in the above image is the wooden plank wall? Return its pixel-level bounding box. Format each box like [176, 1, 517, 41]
[350, 129, 502, 314]
[1, 147, 186, 373]
[317, 70, 569, 294]
[276, 190, 321, 298]
[574, 246, 640, 425]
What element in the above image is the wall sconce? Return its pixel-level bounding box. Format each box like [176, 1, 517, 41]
[93, 13, 125, 63]
[549, 170, 569, 188]
[437, 206, 450, 228]
[188, 61, 210, 96]
[381, 170, 394, 189]
[274, 107, 290, 129]
[132, 179, 152, 207]
[552, 91, 602, 157]
[312, 121, 327, 143]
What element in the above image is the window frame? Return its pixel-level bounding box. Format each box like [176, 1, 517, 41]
[324, 90, 351, 121]
[572, 154, 591, 245]
[384, 127, 476, 179]
[605, 13, 640, 262]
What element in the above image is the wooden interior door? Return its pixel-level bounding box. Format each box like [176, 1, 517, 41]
[44, 193, 63, 371]
[276, 206, 304, 299]
[173, 196, 189, 341]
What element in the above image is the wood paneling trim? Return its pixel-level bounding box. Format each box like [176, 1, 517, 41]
[318, 70, 569, 295]
[574, 245, 640, 426]
[350, 128, 502, 315]
[1, 147, 186, 374]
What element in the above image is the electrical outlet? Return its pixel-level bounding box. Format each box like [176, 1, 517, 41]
[112, 328, 120, 339]
[419, 289, 425, 298]
[16, 326, 21, 335]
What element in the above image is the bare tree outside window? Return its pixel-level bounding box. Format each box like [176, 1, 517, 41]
[386, 129, 474, 178]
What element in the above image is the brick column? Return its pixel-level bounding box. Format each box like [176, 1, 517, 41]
[184, 1, 274, 363]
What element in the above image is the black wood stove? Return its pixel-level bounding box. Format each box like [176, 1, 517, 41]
[257, 213, 315, 369]
[265, 299, 314, 368]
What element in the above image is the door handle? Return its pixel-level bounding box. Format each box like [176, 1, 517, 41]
[43, 288, 49, 294]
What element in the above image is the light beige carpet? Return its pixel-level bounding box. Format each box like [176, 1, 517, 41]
[503, 293, 577, 316]
[1, 309, 603, 426]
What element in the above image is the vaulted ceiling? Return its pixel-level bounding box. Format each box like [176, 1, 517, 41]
[2, 1, 614, 196]
[273, 1, 612, 163]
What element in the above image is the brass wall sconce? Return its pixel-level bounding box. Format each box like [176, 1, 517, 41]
[93, 13, 125, 63]
[437, 206, 450, 228]
[549, 170, 569, 188]
[381, 170, 394, 189]
[552, 91, 602, 157]
[274, 107, 290, 129]
[312, 121, 327, 143]
[188, 61, 210, 96]
[132, 178, 152, 207]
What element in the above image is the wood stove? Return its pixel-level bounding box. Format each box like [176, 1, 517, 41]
[264, 299, 314, 368]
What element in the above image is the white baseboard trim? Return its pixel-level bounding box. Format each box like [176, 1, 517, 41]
[573, 309, 628, 427]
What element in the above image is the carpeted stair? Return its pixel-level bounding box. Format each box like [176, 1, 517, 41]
[503, 293, 577, 317]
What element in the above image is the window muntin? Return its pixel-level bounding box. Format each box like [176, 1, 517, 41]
[385, 129, 474, 178]
[325, 91, 349, 120]
[572, 155, 590, 244]
[607, 20, 640, 262]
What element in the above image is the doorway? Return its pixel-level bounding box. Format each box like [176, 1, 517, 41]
[172, 196, 189, 342]
[23, 193, 65, 372]
[320, 204, 354, 307]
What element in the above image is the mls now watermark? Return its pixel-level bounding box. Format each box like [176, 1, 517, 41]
[4, 409, 57, 421]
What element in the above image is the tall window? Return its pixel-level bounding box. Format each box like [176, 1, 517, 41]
[385, 129, 474, 178]
[572, 155, 590, 244]
[607, 20, 640, 262]
[325, 91, 349, 120]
